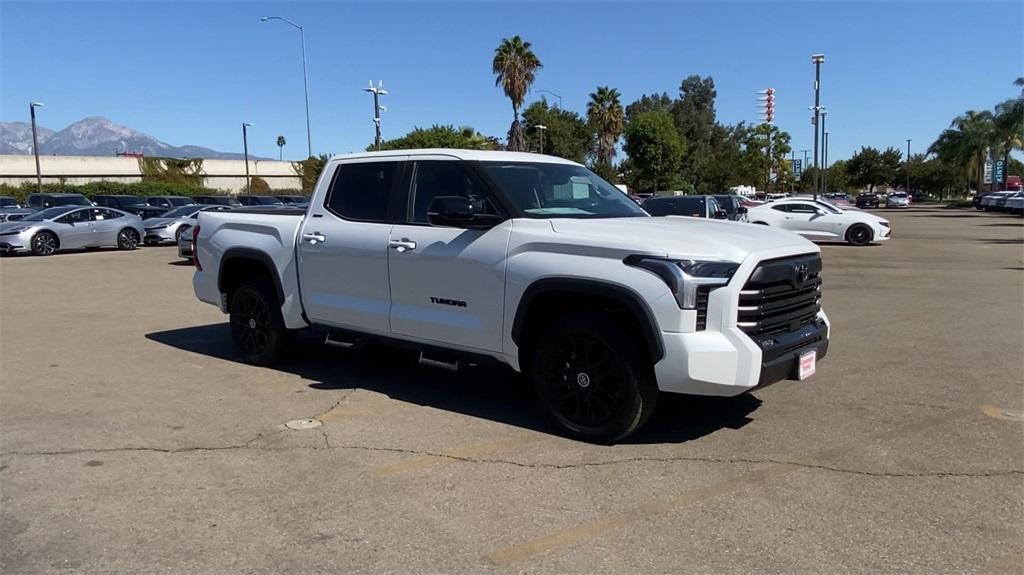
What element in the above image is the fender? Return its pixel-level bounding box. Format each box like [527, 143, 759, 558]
[218, 247, 286, 304]
[511, 277, 665, 363]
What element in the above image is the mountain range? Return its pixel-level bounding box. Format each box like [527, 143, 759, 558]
[0, 116, 266, 160]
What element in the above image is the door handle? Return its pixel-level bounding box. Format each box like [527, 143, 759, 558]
[389, 238, 417, 252]
[302, 232, 326, 244]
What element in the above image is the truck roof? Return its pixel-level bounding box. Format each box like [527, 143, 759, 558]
[329, 149, 582, 166]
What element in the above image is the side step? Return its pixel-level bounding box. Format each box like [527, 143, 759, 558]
[324, 330, 364, 349]
[418, 348, 461, 371]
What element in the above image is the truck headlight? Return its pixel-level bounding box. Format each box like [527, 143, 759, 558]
[625, 257, 738, 309]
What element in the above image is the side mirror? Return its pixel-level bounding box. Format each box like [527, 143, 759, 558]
[713, 210, 729, 220]
[737, 206, 748, 214]
[427, 196, 501, 229]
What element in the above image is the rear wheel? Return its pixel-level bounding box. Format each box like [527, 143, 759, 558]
[229, 279, 294, 366]
[30, 231, 59, 256]
[532, 314, 658, 444]
[846, 224, 873, 246]
[117, 228, 140, 250]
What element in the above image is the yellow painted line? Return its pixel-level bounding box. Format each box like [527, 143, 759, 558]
[371, 434, 544, 476]
[485, 410, 968, 566]
[980, 404, 1024, 422]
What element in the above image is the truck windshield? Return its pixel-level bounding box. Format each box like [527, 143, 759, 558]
[479, 162, 647, 219]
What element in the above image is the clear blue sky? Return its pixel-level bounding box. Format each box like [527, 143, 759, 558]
[2, 1, 1021, 162]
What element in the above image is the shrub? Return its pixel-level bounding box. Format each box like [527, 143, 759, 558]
[249, 176, 271, 194]
[0, 180, 222, 204]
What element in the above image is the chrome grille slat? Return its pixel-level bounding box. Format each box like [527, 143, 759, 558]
[737, 254, 823, 337]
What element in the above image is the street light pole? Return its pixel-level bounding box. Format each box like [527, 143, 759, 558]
[261, 16, 312, 158]
[29, 102, 44, 194]
[820, 110, 828, 194]
[242, 123, 253, 194]
[906, 138, 912, 193]
[364, 81, 388, 150]
[811, 53, 825, 200]
[536, 89, 562, 109]
[536, 125, 547, 154]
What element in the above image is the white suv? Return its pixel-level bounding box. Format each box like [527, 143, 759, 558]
[193, 150, 830, 442]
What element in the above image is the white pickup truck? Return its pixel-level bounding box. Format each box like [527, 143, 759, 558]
[192, 150, 829, 442]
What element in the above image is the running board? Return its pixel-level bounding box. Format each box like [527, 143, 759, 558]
[418, 349, 461, 371]
[324, 330, 363, 349]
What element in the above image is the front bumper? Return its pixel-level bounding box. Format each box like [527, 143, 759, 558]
[144, 226, 177, 243]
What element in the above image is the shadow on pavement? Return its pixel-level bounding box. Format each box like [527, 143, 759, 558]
[908, 213, 984, 218]
[978, 238, 1024, 245]
[146, 323, 761, 445]
[166, 260, 193, 266]
[981, 222, 1024, 227]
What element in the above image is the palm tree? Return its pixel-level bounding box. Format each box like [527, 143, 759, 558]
[992, 80, 1024, 188]
[587, 86, 625, 169]
[492, 36, 542, 152]
[276, 135, 286, 161]
[929, 110, 994, 194]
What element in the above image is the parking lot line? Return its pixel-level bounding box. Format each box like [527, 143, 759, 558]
[371, 434, 545, 476]
[485, 409, 970, 566]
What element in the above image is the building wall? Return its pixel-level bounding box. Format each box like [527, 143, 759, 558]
[0, 155, 302, 192]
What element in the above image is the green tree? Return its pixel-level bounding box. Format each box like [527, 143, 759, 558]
[587, 86, 625, 173]
[492, 36, 542, 152]
[292, 154, 329, 194]
[929, 110, 994, 193]
[522, 100, 591, 162]
[625, 92, 673, 124]
[740, 125, 792, 192]
[824, 159, 851, 193]
[249, 176, 271, 193]
[374, 124, 500, 151]
[276, 136, 286, 161]
[623, 110, 684, 193]
[670, 75, 739, 193]
[846, 146, 901, 194]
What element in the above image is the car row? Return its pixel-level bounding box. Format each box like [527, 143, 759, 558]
[143, 204, 235, 246]
[0, 206, 145, 255]
[977, 191, 1023, 214]
[0, 193, 311, 223]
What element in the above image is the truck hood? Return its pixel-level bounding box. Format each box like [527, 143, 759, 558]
[547, 216, 815, 262]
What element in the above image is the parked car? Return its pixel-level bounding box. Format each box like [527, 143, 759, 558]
[0, 206, 143, 255]
[276, 195, 309, 205]
[143, 204, 232, 245]
[972, 193, 985, 210]
[855, 193, 881, 209]
[747, 197, 891, 246]
[237, 195, 285, 206]
[712, 195, 750, 222]
[92, 195, 169, 219]
[26, 193, 93, 209]
[1, 196, 21, 209]
[981, 191, 1017, 212]
[885, 192, 910, 209]
[147, 195, 196, 209]
[177, 223, 196, 260]
[994, 192, 1014, 212]
[642, 195, 728, 219]
[0, 196, 35, 222]
[193, 150, 830, 443]
[193, 195, 241, 206]
[1005, 192, 1024, 216]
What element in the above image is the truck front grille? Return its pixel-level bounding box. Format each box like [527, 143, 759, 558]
[737, 254, 822, 338]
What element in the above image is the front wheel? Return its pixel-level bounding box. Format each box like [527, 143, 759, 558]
[846, 224, 873, 246]
[532, 314, 658, 444]
[117, 228, 140, 250]
[30, 231, 59, 256]
[229, 279, 295, 366]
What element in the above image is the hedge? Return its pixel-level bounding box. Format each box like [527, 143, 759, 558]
[0, 181, 224, 204]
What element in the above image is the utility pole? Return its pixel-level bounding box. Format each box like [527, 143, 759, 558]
[757, 88, 776, 194]
[242, 123, 253, 194]
[820, 110, 828, 195]
[536, 124, 547, 154]
[364, 81, 388, 150]
[261, 17, 312, 158]
[30, 102, 44, 193]
[811, 53, 825, 200]
[906, 139, 912, 193]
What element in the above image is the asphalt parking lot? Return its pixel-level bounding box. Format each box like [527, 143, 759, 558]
[1, 207, 1022, 574]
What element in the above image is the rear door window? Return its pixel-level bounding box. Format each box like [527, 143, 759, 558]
[56, 209, 93, 224]
[325, 161, 400, 222]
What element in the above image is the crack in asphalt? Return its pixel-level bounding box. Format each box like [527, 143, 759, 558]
[2, 441, 1020, 480]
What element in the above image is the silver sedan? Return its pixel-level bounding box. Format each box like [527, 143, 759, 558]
[144, 205, 233, 246]
[0, 206, 144, 256]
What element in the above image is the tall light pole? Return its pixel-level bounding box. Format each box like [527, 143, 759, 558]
[29, 102, 44, 193]
[906, 138, 912, 193]
[536, 89, 562, 109]
[242, 123, 253, 194]
[820, 110, 828, 194]
[811, 53, 825, 200]
[536, 124, 547, 154]
[261, 16, 312, 159]
[364, 81, 388, 150]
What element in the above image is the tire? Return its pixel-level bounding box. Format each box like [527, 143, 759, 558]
[531, 313, 658, 444]
[846, 224, 873, 246]
[229, 279, 295, 366]
[117, 228, 140, 250]
[30, 231, 59, 256]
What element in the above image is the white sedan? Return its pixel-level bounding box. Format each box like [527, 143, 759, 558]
[747, 198, 891, 246]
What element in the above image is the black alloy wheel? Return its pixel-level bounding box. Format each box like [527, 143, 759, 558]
[31, 231, 58, 256]
[117, 229, 140, 250]
[228, 279, 294, 366]
[846, 224, 872, 246]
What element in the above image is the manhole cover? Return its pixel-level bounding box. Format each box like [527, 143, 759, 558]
[285, 418, 322, 430]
